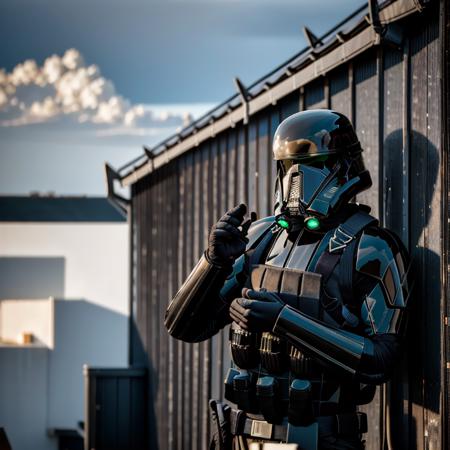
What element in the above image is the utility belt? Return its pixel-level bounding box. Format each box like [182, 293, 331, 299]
[209, 400, 367, 450]
[230, 409, 367, 439]
[224, 369, 346, 424]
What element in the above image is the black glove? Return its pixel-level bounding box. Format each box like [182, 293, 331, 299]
[229, 288, 284, 332]
[206, 204, 255, 267]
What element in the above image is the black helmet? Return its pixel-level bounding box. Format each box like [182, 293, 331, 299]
[273, 109, 371, 224]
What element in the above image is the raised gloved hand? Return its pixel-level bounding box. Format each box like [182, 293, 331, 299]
[229, 288, 284, 332]
[206, 204, 255, 267]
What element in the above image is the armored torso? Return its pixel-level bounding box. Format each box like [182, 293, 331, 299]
[225, 224, 366, 426]
[223, 203, 411, 432]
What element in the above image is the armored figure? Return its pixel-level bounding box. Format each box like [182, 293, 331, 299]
[165, 110, 412, 450]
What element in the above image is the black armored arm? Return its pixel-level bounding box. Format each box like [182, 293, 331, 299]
[165, 217, 275, 342]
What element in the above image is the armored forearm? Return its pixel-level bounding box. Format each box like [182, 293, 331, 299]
[164, 253, 232, 342]
[273, 305, 400, 384]
[165, 215, 275, 343]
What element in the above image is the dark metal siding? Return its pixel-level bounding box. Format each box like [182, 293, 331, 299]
[129, 5, 445, 449]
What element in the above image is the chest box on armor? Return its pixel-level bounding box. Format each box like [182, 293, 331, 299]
[250, 264, 322, 320]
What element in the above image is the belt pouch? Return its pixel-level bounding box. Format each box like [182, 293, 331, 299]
[230, 323, 260, 369]
[288, 379, 314, 426]
[233, 370, 256, 412]
[289, 346, 316, 378]
[224, 368, 240, 404]
[256, 376, 281, 424]
[259, 332, 289, 373]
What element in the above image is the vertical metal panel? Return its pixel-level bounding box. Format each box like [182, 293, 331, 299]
[191, 150, 201, 450]
[442, 2, 450, 448]
[257, 112, 271, 217]
[217, 132, 229, 406]
[352, 49, 383, 450]
[354, 50, 380, 219]
[248, 120, 258, 212]
[166, 163, 179, 450]
[330, 65, 352, 119]
[184, 151, 195, 450]
[175, 158, 185, 450]
[280, 92, 300, 120]
[236, 125, 248, 206]
[305, 78, 326, 110]
[379, 38, 412, 450]
[128, 7, 445, 450]
[200, 141, 212, 450]
[408, 14, 442, 450]
[420, 16, 442, 450]
[227, 129, 237, 208]
[383, 46, 405, 238]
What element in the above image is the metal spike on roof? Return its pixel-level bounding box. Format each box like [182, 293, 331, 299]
[303, 26, 323, 49]
[234, 77, 251, 102]
[234, 77, 250, 124]
[104, 163, 129, 216]
[368, 0, 384, 35]
[143, 145, 154, 160]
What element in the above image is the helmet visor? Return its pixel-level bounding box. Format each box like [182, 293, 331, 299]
[279, 154, 339, 175]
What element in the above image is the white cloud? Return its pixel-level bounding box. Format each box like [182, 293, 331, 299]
[0, 88, 7, 109]
[10, 60, 42, 86]
[0, 48, 189, 133]
[42, 55, 65, 84]
[93, 96, 129, 124]
[29, 96, 59, 119]
[62, 48, 84, 71]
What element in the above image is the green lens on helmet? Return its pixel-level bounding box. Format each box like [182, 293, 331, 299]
[277, 218, 290, 229]
[305, 216, 320, 231]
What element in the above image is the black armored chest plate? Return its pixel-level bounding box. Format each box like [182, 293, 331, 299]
[226, 228, 341, 419]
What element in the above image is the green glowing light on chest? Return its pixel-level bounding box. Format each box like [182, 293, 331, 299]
[305, 217, 320, 231]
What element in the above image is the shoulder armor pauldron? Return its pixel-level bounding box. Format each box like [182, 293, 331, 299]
[356, 227, 412, 335]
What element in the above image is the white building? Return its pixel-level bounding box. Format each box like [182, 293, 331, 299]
[0, 196, 129, 450]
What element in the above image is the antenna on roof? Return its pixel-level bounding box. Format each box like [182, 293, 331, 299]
[303, 26, 323, 49]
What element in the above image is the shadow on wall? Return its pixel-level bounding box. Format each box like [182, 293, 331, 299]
[0, 256, 65, 299]
[383, 129, 440, 449]
[0, 299, 128, 450]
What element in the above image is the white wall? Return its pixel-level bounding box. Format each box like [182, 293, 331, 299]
[0, 222, 129, 450]
[0, 347, 52, 450]
[0, 223, 129, 316]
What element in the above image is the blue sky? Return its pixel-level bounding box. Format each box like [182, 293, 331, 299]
[0, 0, 363, 196]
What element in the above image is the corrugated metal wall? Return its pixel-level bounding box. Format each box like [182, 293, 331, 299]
[129, 5, 445, 449]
